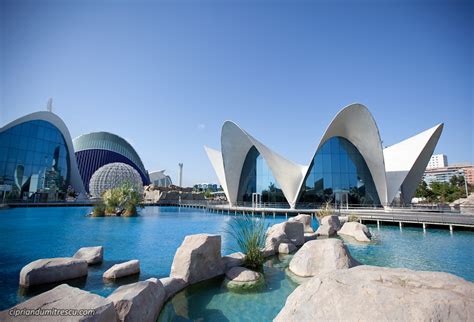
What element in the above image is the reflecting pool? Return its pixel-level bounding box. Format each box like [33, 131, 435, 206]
[0, 206, 473, 321]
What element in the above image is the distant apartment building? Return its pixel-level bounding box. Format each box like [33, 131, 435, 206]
[426, 154, 448, 169]
[423, 163, 474, 186]
[194, 183, 219, 192]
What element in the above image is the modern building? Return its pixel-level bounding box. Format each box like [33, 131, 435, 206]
[0, 112, 85, 200]
[149, 170, 172, 187]
[73, 132, 150, 193]
[89, 162, 144, 198]
[205, 104, 444, 208]
[426, 154, 448, 169]
[194, 183, 219, 192]
[423, 164, 474, 186]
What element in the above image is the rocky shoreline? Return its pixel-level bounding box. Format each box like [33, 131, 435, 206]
[1, 214, 473, 321]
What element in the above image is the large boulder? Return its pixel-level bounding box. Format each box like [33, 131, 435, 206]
[103, 260, 140, 279]
[338, 222, 372, 242]
[315, 215, 341, 236]
[108, 280, 165, 322]
[288, 214, 314, 233]
[222, 252, 245, 270]
[224, 266, 264, 291]
[73, 246, 104, 265]
[170, 234, 224, 284]
[278, 242, 297, 254]
[0, 284, 116, 321]
[19, 258, 88, 287]
[158, 277, 188, 301]
[289, 239, 358, 277]
[265, 222, 304, 254]
[275, 265, 474, 322]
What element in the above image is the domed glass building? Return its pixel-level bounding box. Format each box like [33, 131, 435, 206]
[89, 162, 143, 198]
[73, 132, 150, 193]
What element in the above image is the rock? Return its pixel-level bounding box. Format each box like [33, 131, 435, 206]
[288, 214, 314, 233]
[304, 232, 318, 242]
[158, 277, 188, 301]
[278, 242, 297, 254]
[170, 234, 224, 284]
[289, 239, 358, 277]
[338, 222, 372, 242]
[0, 284, 116, 321]
[275, 265, 474, 322]
[19, 258, 88, 287]
[315, 215, 340, 236]
[225, 266, 264, 291]
[103, 260, 140, 279]
[222, 252, 245, 269]
[73, 246, 104, 265]
[265, 222, 304, 253]
[108, 280, 165, 322]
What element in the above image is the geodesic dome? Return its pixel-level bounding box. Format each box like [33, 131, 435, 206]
[89, 162, 143, 198]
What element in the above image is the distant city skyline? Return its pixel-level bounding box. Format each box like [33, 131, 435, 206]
[1, 0, 472, 186]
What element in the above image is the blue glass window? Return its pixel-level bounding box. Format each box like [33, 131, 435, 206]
[0, 120, 70, 199]
[237, 146, 287, 205]
[298, 137, 380, 206]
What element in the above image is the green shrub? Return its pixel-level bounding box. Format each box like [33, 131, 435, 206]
[91, 202, 105, 217]
[227, 216, 268, 270]
[316, 201, 334, 221]
[101, 181, 143, 216]
[348, 214, 359, 222]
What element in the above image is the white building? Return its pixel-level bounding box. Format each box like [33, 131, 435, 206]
[205, 103, 444, 208]
[426, 154, 448, 169]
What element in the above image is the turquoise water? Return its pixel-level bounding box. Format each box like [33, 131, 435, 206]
[0, 206, 473, 321]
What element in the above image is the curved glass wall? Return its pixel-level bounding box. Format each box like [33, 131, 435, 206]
[298, 137, 380, 206]
[237, 146, 287, 204]
[0, 120, 70, 200]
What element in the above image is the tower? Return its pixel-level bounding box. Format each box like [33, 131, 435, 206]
[178, 163, 183, 187]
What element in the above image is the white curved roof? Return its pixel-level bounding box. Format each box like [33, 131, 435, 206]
[1, 111, 86, 193]
[205, 103, 443, 208]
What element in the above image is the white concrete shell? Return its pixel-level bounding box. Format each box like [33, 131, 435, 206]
[300, 103, 389, 205]
[0, 111, 86, 193]
[219, 121, 307, 208]
[205, 104, 443, 208]
[384, 123, 444, 205]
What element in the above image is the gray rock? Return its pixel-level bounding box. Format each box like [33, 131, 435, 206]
[278, 242, 297, 254]
[108, 280, 165, 322]
[158, 277, 188, 301]
[170, 234, 224, 284]
[275, 265, 474, 322]
[288, 214, 314, 233]
[289, 239, 358, 277]
[222, 252, 245, 270]
[265, 222, 304, 253]
[225, 266, 263, 291]
[304, 232, 318, 242]
[0, 284, 116, 321]
[73, 246, 103, 265]
[19, 258, 88, 287]
[103, 260, 140, 279]
[338, 222, 372, 242]
[315, 215, 340, 236]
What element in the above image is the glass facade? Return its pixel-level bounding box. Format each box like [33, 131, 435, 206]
[0, 120, 70, 200]
[298, 137, 380, 206]
[237, 146, 286, 204]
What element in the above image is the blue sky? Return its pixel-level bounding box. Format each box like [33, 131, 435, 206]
[1, 0, 472, 186]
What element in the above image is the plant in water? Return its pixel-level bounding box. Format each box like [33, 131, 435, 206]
[91, 202, 105, 217]
[100, 181, 143, 216]
[227, 215, 268, 270]
[348, 214, 360, 222]
[316, 200, 334, 222]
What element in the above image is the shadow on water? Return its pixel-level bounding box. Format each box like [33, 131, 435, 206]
[159, 276, 230, 322]
[17, 275, 88, 298]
